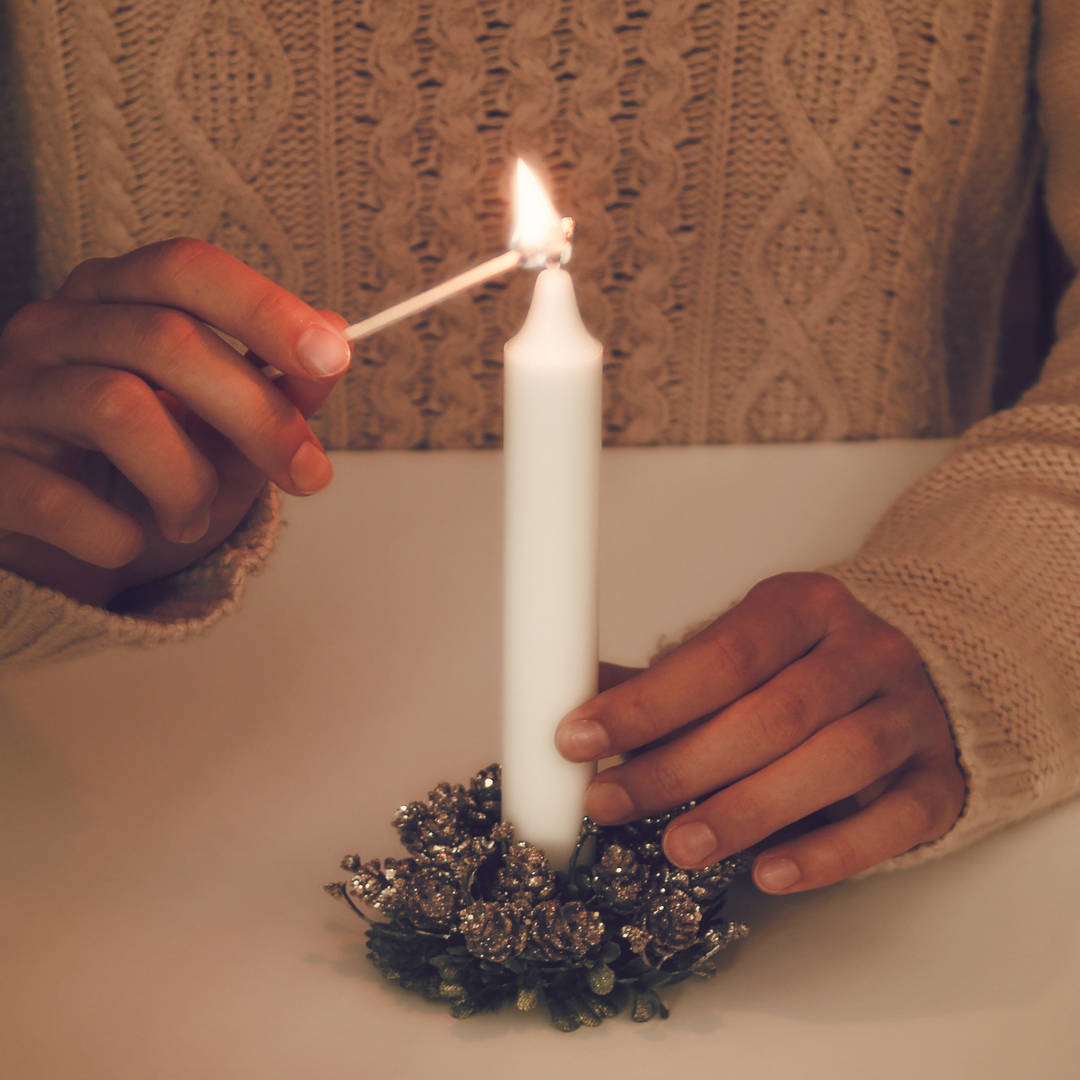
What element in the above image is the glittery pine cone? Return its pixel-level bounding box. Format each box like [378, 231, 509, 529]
[460, 899, 530, 962]
[326, 764, 749, 1031]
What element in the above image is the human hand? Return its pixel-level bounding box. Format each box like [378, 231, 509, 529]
[556, 573, 965, 894]
[0, 238, 351, 606]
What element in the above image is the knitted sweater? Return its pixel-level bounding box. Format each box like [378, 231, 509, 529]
[1, 0, 1078, 867]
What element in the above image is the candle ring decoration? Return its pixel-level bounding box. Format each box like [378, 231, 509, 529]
[325, 764, 750, 1032]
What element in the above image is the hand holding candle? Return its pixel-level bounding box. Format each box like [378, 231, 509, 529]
[555, 573, 966, 893]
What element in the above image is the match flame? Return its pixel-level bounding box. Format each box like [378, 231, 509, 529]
[510, 159, 572, 267]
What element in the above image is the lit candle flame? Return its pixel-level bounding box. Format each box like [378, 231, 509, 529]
[510, 159, 573, 267]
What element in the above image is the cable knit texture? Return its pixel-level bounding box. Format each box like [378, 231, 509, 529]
[1, 0, 1079, 868]
[5, 0, 1038, 450]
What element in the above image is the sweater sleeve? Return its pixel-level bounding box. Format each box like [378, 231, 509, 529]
[824, 0, 1080, 871]
[0, 484, 280, 669]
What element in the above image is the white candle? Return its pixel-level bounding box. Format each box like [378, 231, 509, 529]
[501, 265, 602, 870]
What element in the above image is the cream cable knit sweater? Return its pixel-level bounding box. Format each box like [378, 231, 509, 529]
[0, 0, 1078, 866]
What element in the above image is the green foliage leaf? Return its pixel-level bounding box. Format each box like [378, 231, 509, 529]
[587, 962, 616, 996]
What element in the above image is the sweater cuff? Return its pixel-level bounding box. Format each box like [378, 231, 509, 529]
[825, 559, 1052, 875]
[0, 485, 280, 669]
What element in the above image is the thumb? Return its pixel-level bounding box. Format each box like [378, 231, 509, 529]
[272, 310, 350, 420]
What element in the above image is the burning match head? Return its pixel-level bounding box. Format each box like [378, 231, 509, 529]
[548, 218, 577, 267]
[510, 160, 575, 267]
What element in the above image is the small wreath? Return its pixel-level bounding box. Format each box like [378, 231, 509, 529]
[326, 764, 749, 1031]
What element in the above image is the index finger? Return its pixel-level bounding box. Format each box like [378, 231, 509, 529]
[57, 239, 351, 382]
[555, 574, 843, 761]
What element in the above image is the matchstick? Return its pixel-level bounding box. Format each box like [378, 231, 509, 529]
[343, 249, 526, 344]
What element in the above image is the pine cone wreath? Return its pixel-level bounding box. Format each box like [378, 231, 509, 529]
[326, 764, 749, 1030]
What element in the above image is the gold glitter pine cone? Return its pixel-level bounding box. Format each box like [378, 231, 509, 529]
[325, 764, 749, 1031]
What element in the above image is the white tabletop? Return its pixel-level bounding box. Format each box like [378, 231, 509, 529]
[2, 441, 1078, 1080]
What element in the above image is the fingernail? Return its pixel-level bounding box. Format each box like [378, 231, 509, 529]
[663, 821, 717, 867]
[555, 715, 610, 760]
[585, 781, 634, 824]
[754, 857, 801, 893]
[297, 325, 350, 378]
[177, 511, 211, 544]
[289, 441, 333, 494]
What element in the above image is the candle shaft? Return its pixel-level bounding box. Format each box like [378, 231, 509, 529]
[343, 250, 525, 343]
[501, 267, 602, 871]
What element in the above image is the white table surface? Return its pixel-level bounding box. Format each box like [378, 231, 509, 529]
[2, 441, 1078, 1080]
